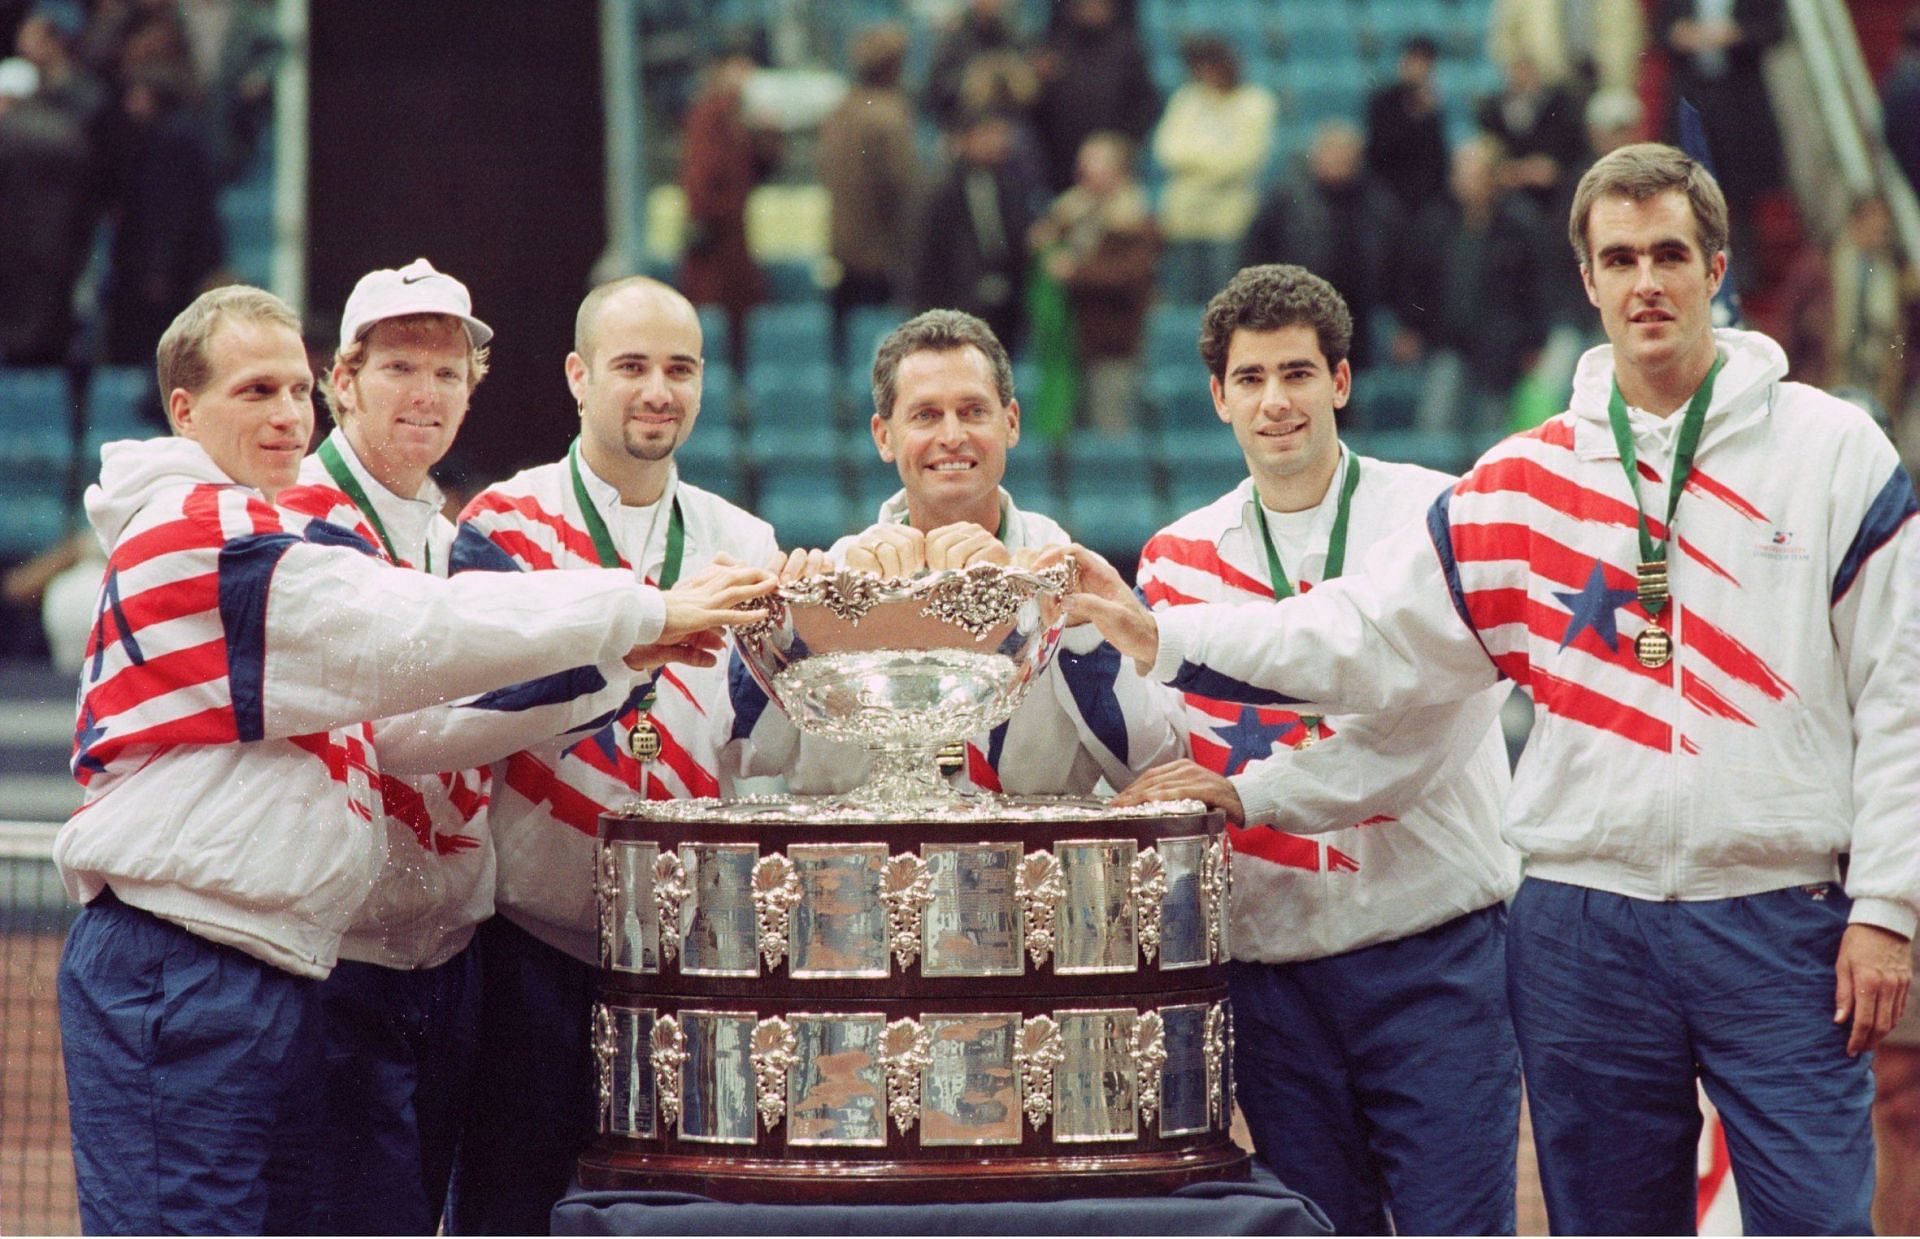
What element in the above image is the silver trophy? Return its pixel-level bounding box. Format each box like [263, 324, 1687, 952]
[733, 560, 1079, 805]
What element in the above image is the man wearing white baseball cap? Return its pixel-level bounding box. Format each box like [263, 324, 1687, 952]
[277, 258, 636, 1232]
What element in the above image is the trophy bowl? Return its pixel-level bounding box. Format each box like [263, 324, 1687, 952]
[733, 559, 1078, 805]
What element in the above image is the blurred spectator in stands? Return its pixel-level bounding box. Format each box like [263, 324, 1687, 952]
[15, 4, 106, 127]
[1584, 87, 1646, 160]
[680, 43, 768, 374]
[818, 23, 919, 358]
[925, 0, 1027, 131]
[1658, 0, 1785, 268]
[2, 530, 98, 670]
[1781, 194, 1920, 420]
[178, 0, 276, 183]
[1030, 0, 1157, 193]
[1151, 35, 1274, 304]
[1488, 0, 1646, 96]
[1400, 135, 1553, 436]
[955, 49, 1050, 221]
[1364, 36, 1448, 216]
[0, 54, 91, 364]
[1030, 131, 1157, 435]
[905, 106, 1036, 352]
[1476, 55, 1587, 215]
[1242, 120, 1408, 370]
[102, 62, 222, 367]
[1884, 12, 1920, 198]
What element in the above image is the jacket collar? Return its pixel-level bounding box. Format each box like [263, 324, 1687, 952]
[1568, 327, 1785, 462]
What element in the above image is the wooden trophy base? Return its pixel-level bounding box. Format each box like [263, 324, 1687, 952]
[577, 1141, 1251, 1205]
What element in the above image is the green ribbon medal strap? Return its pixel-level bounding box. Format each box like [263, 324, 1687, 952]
[1606, 355, 1719, 669]
[1605, 356, 1721, 621]
[1252, 449, 1361, 600]
[570, 439, 686, 763]
[1250, 449, 1361, 745]
[318, 435, 428, 572]
[568, 439, 684, 584]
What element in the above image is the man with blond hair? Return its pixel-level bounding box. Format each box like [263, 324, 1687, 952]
[278, 260, 680, 1232]
[1066, 143, 1919, 1233]
[55, 284, 770, 1233]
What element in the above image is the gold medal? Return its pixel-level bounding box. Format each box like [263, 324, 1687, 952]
[628, 714, 661, 762]
[1634, 623, 1672, 668]
[936, 740, 966, 772]
[1298, 715, 1320, 749]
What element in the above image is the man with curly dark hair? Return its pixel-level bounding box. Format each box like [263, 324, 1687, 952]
[1126, 263, 1521, 1234]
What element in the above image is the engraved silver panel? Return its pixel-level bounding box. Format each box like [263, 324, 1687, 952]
[1157, 1003, 1211, 1138]
[679, 844, 759, 977]
[922, 1013, 1021, 1147]
[1053, 840, 1139, 975]
[787, 1014, 887, 1147]
[1053, 1008, 1139, 1143]
[921, 843, 1023, 977]
[1156, 836, 1211, 970]
[610, 841, 660, 974]
[679, 1010, 757, 1144]
[788, 845, 890, 979]
[606, 1005, 658, 1138]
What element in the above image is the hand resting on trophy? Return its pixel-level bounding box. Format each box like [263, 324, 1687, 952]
[842, 522, 1013, 577]
[625, 556, 776, 671]
[1111, 758, 1246, 823]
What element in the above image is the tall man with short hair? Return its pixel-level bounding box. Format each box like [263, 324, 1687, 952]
[732, 307, 1184, 797]
[55, 284, 769, 1234]
[1066, 144, 1920, 1233]
[1123, 264, 1520, 1234]
[448, 275, 779, 1234]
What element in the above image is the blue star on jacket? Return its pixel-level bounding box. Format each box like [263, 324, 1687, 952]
[1213, 707, 1296, 775]
[1554, 560, 1639, 652]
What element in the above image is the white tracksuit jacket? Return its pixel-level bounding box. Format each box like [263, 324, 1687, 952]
[453, 452, 779, 963]
[59, 437, 664, 978]
[1138, 449, 1518, 963]
[280, 431, 648, 968]
[1148, 329, 1920, 935]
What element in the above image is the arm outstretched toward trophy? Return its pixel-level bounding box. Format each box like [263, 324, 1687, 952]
[1061, 544, 1161, 671]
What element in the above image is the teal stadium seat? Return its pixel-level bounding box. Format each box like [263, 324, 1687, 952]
[1063, 433, 1169, 563]
[697, 306, 731, 364]
[744, 360, 838, 439]
[0, 367, 74, 473]
[673, 421, 744, 500]
[744, 303, 832, 369]
[81, 366, 157, 469]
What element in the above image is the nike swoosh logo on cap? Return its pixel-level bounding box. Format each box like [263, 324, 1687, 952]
[401, 273, 435, 284]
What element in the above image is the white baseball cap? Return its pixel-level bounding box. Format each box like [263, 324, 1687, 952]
[340, 257, 494, 348]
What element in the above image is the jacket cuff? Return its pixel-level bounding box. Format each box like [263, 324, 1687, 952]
[1148, 608, 1190, 684]
[1848, 896, 1917, 940]
[629, 585, 667, 646]
[1060, 620, 1107, 656]
[1227, 768, 1284, 828]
